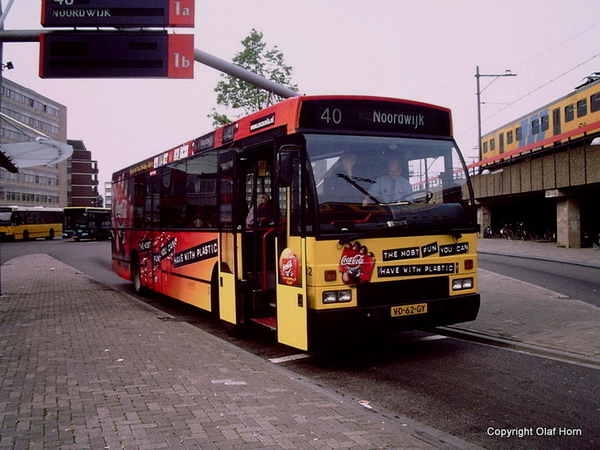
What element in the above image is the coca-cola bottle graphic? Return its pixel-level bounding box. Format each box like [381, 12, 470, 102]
[339, 241, 375, 285]
[279, 248, 300, 286]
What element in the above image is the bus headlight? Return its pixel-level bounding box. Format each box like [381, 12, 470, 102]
[452, 278, 473, 291]
[322, 290, 352, 304]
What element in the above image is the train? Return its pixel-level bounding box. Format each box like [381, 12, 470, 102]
[479, 73, 600, 167]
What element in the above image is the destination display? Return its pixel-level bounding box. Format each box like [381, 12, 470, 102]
[41, 0, 194, 28]
[298, 99, 452, 137]
[39, 32, 194, 79]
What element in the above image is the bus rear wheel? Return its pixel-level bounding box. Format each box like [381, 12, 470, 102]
[131, 254, 146, 295]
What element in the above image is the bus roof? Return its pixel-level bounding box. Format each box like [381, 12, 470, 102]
[0, 205, 63, 212]
[63, 207, 110, 211]
[113, 95, 453, 181]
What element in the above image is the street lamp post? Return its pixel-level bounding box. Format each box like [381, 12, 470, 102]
[475, 66, 517, 162]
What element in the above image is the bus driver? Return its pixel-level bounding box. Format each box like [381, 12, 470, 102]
[366, 159, 412, 203]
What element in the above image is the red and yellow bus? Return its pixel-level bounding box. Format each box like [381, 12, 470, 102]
[111, 95, 480, 350]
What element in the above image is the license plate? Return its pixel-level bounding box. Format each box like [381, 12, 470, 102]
[391, 303, 428, 317]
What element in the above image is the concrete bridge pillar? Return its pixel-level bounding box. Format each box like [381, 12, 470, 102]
[477, 204, 492, 238]
[556, 197, 581, 248]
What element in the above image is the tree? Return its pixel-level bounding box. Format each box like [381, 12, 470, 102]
[210, 29, 299, 127]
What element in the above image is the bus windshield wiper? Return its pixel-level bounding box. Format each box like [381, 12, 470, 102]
[336, 173, 380, 204]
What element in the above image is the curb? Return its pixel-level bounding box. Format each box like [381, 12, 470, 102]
[478, 249, 600, 269]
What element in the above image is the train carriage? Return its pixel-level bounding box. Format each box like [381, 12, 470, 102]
[480, 75, 600, 166]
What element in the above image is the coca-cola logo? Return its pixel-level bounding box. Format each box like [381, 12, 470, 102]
[340, 254, 365, 267]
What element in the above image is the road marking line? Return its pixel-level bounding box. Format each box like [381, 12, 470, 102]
[412, 335, 448, 342]
[269, 353, 312, 364]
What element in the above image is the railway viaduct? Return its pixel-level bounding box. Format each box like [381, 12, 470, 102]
[470, 135, 600, 248]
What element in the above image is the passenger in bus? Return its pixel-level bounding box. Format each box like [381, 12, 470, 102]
[366, 159, 412, 203]
[192, 205, 217, 227]
[192, 210, 204, 227]
[246, 194, 273, 229]
[322, 152, 364, 202]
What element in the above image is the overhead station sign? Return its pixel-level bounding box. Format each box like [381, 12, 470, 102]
[39, 0, 195, 78]
[41, 0, 194, 28]
[40, 32, 194, 79]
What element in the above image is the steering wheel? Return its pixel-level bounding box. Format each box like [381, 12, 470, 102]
[402, 189, 434, 204]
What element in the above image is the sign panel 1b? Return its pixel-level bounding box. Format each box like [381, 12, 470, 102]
[41, 0, 194, 28]
[40, 32, 194, 79]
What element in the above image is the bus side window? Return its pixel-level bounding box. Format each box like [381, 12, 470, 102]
[160, 164, 187, 228]
[185, 151, 218, 228]
[289, 156, 304, 235]
[133, 176, 145, 228]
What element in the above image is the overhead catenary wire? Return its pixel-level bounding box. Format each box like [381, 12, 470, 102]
[459, 19, 600, 144]
[483, 51, 600, 123]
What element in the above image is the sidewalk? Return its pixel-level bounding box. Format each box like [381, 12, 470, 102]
[477, 237, 600, 268]
[0, 254, 480, 450]
[450, 238, 600, 361]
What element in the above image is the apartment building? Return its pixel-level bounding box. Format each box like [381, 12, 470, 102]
[0, 77, 68, 206]
[67, 139, 100, 206]
[0, 78, 100, 208]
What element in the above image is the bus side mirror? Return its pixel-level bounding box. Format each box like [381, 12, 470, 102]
[278, 145, 299, 187]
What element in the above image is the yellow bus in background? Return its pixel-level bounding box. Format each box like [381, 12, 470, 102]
[0, 206, 63, 241]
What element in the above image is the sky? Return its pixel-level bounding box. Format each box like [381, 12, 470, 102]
[2, 0, 600, 195]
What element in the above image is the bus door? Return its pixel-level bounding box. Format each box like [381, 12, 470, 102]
[275, 142, 309, 350]
[217, 150, 242, 326]
[238, 146, 278, 324]
[133, 172, 162, 293]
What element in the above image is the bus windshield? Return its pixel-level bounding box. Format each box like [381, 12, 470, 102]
[308, 134, 474, 236]
[0, 210, 12, 225]
[64, 209, 87, 228]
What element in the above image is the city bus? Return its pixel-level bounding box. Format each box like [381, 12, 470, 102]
[111, 95, 480, 350]
[63, 207, 111, 241]
[0, 206, 63, 241]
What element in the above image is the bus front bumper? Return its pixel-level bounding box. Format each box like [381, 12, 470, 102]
[308, 293, 480, 338]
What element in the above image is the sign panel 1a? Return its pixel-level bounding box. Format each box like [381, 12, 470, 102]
[39, 32, 194, 79]
[41, 0, 194, 28]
